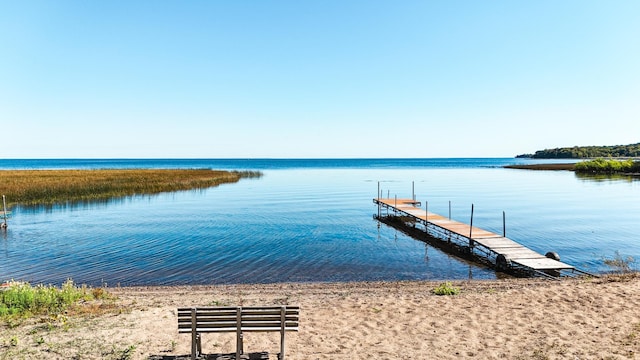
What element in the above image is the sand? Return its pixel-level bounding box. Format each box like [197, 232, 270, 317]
[2, 274, 639, 359]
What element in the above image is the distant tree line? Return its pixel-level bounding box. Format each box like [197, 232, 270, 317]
[517, 143, 640, 159]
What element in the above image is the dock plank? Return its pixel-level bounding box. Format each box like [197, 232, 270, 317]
[513, 258, 575, 270]
[496, 249, 545, 258]
[472, 237, 522, 248]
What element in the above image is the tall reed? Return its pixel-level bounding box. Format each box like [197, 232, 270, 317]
[0, 169, 261, 206]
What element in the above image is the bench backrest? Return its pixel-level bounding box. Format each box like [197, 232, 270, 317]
[178, 306, 300, 333]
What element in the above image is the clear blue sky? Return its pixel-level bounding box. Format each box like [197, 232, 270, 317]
[1, 1, 639, 158]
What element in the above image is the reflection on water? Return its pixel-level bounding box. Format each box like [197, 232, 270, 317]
[14, 189, 213, 214]
[575, 172, 640, 183]
[16, 197, 129, 214]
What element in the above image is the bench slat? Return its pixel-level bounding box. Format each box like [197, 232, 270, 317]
[179, 323, 299, 330]
[178, 324, 300, 329]
[178, 320, 299, 326]
[177, 312, 300, 317]
[178, 312, 300, 318]
[178, 319, 300, 325]
[178, 306, 300, 312]
[179, 327, 299, 334]
[178, 306, 300, 309]
[178, 310, 299, 317]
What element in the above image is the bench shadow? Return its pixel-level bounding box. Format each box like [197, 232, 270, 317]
[149, 352, 270, 360]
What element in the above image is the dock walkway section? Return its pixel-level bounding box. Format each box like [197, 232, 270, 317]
[374, 197, 590, 278]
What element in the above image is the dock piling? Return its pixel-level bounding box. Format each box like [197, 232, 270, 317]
[377, 182, 381, 218]
[469, 204, 474, 250]
[425, 201, 428, 230]
[503, 211, 506, 237]
[469, 204, 474, 238]
[1, 195, 7, 229]
[412, 181, 415, 201]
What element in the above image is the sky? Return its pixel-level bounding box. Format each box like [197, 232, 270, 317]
[1, 1, 639, 158]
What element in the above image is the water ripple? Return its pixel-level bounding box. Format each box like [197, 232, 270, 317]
[1, 167, 638, 285]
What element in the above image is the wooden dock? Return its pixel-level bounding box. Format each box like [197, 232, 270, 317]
[374, 197, 591, 279]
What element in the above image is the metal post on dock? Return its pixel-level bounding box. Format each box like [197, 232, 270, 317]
[503, 211, 506, 237]
[1, 195, 7, 229]
[425, 201, 428, 230]
[469, 204, 475, 251]
[377, 182, 381, 218]
[412, 181, 415, 201]
[469, 204, 474, 238]
[447, 201, 452, 242]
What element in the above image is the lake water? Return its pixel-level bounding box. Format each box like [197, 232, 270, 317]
[0, 158, 638, 286]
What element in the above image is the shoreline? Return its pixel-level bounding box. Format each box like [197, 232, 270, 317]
[505, 161, 640, 175]
[504, 163, 576, 171]
[3, 275, 640, 359]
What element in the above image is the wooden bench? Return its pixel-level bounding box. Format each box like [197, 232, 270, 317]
[178, 306, 300, 360]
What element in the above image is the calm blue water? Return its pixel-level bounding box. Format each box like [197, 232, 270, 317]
[0, 158, 637, 286]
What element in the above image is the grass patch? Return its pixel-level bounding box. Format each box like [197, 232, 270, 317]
[207, 300, 228, 306]
[574, 158, 640, 174]
[432, 282, 461, 296]
[0, 169, 262, 206]
[0, 280, 113, 322]
[104, 344, 136, 360]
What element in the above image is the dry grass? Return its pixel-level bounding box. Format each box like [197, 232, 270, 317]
[0, 169, 260, 206]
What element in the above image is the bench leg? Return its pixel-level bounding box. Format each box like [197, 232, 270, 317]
[235, 333, 243, 359]
[280, 306, 286, 360]
[236, 307, 243, 360]
[191, 332, 201, 360]
[191, 308, 200, 360]
[196, 333, 202, 358]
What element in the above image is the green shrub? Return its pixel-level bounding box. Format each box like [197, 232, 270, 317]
[432, 282, 461, 296]
[0, 279, 107, 321]
[574, 158, 638, 174]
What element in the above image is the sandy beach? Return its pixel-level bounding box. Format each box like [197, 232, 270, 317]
[2, 274, 639, 359]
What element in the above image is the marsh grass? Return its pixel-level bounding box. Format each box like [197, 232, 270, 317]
[574, 158, 640, 174]
[0, 169, 262, 206]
